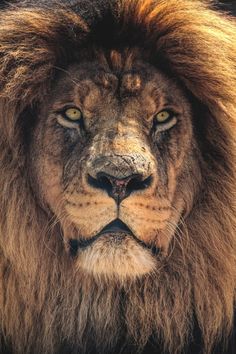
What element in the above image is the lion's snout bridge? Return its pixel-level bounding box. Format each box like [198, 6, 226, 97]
[86, 154, 154, 203]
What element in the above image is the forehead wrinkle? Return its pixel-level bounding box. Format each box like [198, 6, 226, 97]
[104, 48, 139, 73]
[95, 48, 144, 96]
[94, 70, 118, 93]
[121, 72, 143, 96]
[94, 69, 144, 97]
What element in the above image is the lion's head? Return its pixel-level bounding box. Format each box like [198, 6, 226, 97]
[0, 1, 236, 354]
[31, 47, 196, 279]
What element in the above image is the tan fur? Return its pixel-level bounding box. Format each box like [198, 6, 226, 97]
[0, 1, 236, 354]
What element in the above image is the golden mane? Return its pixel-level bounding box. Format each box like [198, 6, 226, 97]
[0, 1, 236, 353]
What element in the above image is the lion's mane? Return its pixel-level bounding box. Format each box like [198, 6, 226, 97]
[0, 1, 236, 353]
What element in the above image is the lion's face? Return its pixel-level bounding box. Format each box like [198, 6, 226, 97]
[30, 49, 200, 279]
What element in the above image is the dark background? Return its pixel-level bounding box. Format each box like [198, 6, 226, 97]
[219, 0, 236, 14]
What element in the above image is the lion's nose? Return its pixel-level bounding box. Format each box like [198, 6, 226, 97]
[87, 172, 153, 204]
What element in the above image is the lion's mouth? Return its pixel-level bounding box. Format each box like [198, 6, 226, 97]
[99, 218, 133, 236]
[69, 219, 160, 256]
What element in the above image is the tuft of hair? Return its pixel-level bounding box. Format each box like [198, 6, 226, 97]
[0, 1, 236, 353]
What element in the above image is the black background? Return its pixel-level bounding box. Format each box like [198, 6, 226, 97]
[219, 0, 236, 14]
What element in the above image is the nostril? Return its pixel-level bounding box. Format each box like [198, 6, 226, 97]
[126, 175, 153, 194]
[98, 174, 113, 195]
[87, 173, 113, 194]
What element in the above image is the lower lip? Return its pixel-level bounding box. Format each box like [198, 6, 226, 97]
[76, 230, 132, 249]
[69, 231, 160, 257]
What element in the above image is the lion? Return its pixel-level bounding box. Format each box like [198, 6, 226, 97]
[0, 0, 235, 353]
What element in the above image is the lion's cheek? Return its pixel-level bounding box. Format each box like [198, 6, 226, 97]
[119, 198, 173, 252]
[64, 196, 117, 238]
[33, 156, 64, 213]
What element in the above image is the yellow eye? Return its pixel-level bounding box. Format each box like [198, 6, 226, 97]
[155, 110, 171, 123]
[64, 107, 82, 121]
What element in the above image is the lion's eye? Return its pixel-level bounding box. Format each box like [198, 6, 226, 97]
[155, 110, 172, 123]
[63, 107, 82, 122]
[152, 110, 177, 134]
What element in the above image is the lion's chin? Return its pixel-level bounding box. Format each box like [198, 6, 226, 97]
[75, 233, 157, 280]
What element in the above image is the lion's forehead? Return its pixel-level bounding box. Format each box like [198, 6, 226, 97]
[50, 50, 188, 118]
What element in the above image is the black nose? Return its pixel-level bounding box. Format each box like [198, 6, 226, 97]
[87, 172, 152, 204]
